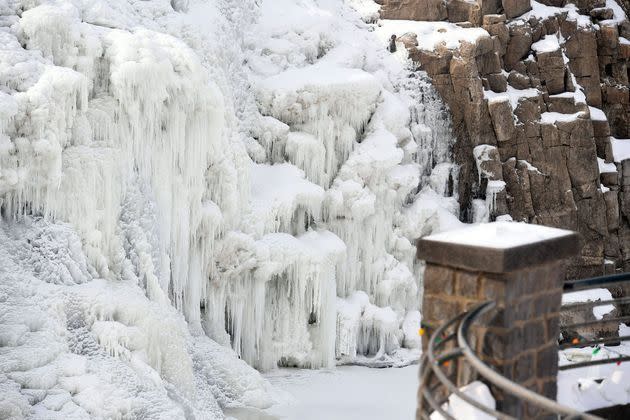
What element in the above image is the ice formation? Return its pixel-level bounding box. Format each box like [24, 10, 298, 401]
[215, 0, 458, 372]
[0, 0, 459, 417]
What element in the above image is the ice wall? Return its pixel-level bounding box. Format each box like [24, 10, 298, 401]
[223, 0, 461, 369]
[0, 0, 459, 417]
[0, 0, 268, 418]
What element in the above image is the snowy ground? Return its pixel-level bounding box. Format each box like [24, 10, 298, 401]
[248, 331, 630, 420]
[260, 365, 419, 420]
[558, 325, 630, 411]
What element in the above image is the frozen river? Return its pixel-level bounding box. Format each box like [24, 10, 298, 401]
[226, 364, 419, 420]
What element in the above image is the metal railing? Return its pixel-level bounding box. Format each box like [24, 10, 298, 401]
[560, 272, 630, 370]
[418, 272, 630, 419]
[418, 301, 601, 420]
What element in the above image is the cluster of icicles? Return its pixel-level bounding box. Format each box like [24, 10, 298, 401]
[0, 0, 459, 375]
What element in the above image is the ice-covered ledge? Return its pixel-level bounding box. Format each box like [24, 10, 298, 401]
[417, 221, 580, 273]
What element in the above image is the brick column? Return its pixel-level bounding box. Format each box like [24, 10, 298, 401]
[417, 222, 579, 418]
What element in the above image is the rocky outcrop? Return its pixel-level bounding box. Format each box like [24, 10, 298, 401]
[376, 0, 530, 22]
[375, 0, 447, 21]
[379, 0, 630, 277]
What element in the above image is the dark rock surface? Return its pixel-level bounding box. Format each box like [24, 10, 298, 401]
[377, 0, 630, 278]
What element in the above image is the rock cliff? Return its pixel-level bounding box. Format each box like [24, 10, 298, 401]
[377, 0, 630, 277]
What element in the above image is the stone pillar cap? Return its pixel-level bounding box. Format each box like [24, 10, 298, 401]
[417, 221, 580, 273]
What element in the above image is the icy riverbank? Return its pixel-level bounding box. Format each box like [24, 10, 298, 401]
[262, 365, 419, 420]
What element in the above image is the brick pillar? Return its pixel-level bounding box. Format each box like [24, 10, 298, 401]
[417, 221, 579, 418]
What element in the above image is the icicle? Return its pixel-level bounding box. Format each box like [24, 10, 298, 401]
[485, 180, 506, 216]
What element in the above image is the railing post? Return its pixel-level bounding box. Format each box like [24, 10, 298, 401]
[417, 221, 579, 418]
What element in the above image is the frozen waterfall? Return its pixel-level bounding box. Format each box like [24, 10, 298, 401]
[0, 0, 460, 418]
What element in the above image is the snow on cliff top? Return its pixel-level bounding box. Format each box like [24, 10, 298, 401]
[532, 34, 560, 53]
[247, 162, 324, 236]
[256, 0, 335, 35]
[348, 0, 381, 22]
[259, 65, 378, 92]
[611, 138, 630, 162]
[298, 229, 347, 259]
[601, 0, 628, 25]
[598, 157, 617, 173]
[589, 106, 607, 121]
[484, 86, 540, 110]
[376, 20, 489, 51]
[423, 221, 574, 249]
[541, 111, 585, 124]
[517, 0, 594, 27]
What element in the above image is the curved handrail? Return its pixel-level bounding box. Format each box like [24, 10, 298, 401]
[563, 272, 630, 292]
[425, 309, 512, 420]
[420, 270, 630, 419]
[457, 302, 601, 420]
[418, 301, 604, 420]
[561, 273, 630, 370]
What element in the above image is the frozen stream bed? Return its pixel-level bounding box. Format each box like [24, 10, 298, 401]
[229, 365, 419, 420]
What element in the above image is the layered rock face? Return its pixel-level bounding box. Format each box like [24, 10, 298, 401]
[379, 0, 630, 277]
